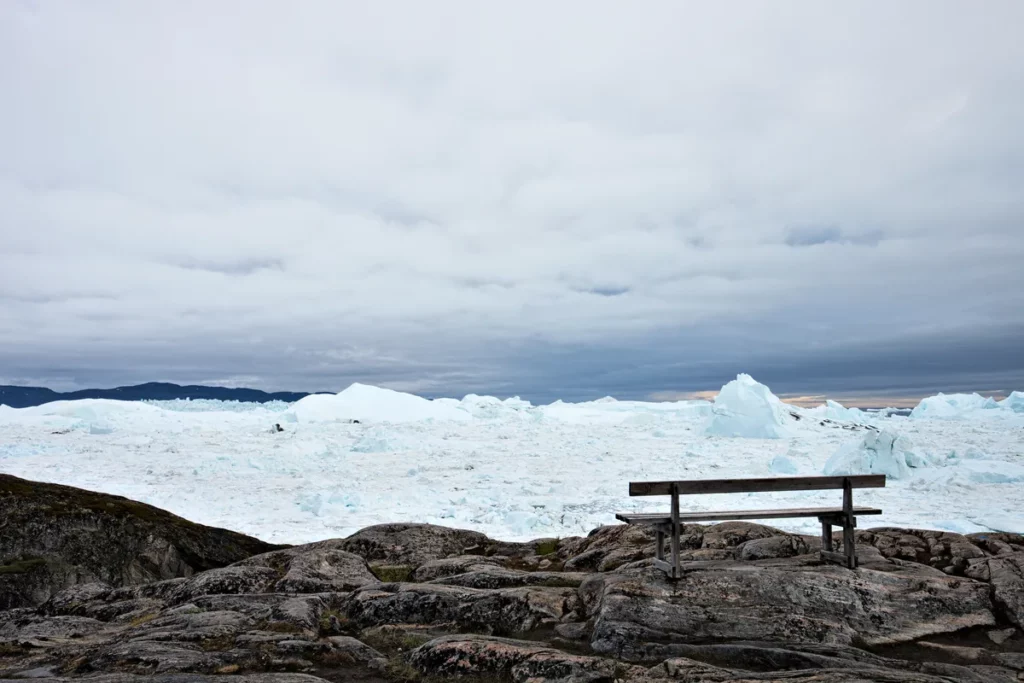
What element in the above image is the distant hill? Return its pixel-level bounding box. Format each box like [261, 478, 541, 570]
[0, 382, 316, 409]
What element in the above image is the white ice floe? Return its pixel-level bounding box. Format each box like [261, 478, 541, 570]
[705, 374, 793, 438]
[1, 375, 1022, 543]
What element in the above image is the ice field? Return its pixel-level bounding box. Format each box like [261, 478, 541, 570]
[1, 375, 1022, 544]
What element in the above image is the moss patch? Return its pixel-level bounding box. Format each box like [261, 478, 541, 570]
[371, 564, 414, 583]
[361, 627, 433, 654]
[0, 557, 47, 575]
[261, 620, 305, 634]
[535, 539, 560, 556]
[128, 612, 160, 628]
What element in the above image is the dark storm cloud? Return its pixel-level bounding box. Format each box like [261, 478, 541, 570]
[1, 1, 1023, 402]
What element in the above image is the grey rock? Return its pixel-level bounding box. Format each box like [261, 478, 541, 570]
[7, 668, 54, 679]
[345, 583, 578, 634]
[968, 531, 1024, 556]
[169, 566, 280, 602]
[427, 565, 589, 590]
[412, 555, 505, 582]
[0, 676, 331, 683]
[409, 634, 639, 683]
[987, 552, 1024, 628]
[89, 640, 227, 674]
[589, 560, 996, 660]
[857, 528, 988, 576]
[323, 635, 386, 666]
[0, 612, 105, 641]
[736, 534, 810, 561]
[0, 474, 281, 609]
[988, 627, 1017, 645]
[275, 550, 379, 593]
[700, 521, 787, 549]
[340, 523, 491, 568]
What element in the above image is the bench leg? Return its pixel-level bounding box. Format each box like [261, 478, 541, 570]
[842, 478, 857, 569]
[821, 519, 833, 552]
[843, 518, 857, 569]
[655, 529, 665, 561]
[670, 486, 681, 579]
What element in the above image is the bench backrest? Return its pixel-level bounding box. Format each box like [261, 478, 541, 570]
[629, 475, 886, 497]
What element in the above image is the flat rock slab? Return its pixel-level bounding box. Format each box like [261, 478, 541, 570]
[590, 560, 996, 660]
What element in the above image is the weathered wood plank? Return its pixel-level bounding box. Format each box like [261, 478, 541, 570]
[629, 475, 886, 497]
[670, 483, 680, 578]
[653, 558, 678, 578]
[820, 550, 850, 565]
[616, 506, 881, 525]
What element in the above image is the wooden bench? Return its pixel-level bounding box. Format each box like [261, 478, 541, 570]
[616, 475, 885, 578]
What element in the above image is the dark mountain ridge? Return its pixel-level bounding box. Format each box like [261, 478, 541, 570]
[0, 382, 318, 409]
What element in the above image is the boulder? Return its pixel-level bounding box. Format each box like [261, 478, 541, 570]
[857, 528, 988, 575]
[236, 547, 379, 593]
[339, 523, 490, 569]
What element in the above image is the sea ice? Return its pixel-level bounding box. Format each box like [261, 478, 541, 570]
[1, 375, 1022, 543]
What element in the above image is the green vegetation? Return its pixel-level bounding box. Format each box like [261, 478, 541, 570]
[371, 564, 414, 583]
[128, 612, 160, 627]
[198, 634, 237, 652]
[0, 643, 25, 657]
[318, 608, 357, 636]
[361, 628, 433, 654]
[535, 538, 560, 556]
[0, 557, 47, 575]
[261, 620, 305, 634]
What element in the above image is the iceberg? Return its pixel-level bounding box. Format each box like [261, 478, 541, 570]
[288, 383, 472, 424]
[822, 429, 916, 480]
[999, 391, 1024, 413]
[804, 399, 867, 423]
[705, 374, 793, 438]
[769, 454, 799, 474]
[910, 392, 1001, 419]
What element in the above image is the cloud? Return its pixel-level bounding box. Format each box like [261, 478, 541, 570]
[1, 1, 1023, 401]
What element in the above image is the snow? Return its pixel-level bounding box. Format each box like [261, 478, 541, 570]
[705, 374, 793, 438]
[1, 377, 1022, 544]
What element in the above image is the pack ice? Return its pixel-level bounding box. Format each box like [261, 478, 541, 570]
[1, 375, 1022, 542]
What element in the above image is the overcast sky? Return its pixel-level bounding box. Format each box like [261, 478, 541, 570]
[1, 1, 1023, 403]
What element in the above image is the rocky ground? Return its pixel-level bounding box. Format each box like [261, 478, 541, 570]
[2, 476, 1024, 682]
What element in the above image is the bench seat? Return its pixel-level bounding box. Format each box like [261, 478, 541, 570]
[616, 506, 882, 525]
